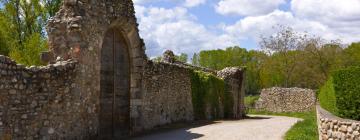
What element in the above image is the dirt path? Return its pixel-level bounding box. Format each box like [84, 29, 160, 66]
[131, 115, 302, 140]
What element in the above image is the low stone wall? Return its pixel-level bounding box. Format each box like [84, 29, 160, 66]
[317, 106, 360, 140]
[0, 55, 97, 139]
[140, 60, 194, 130]
[255, 87, 316, 112]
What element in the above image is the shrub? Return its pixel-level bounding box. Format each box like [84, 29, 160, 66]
[332, 67, 360, 120]
[245, 95, 259, 108]
[318, 77, 338, 115]
[190, 70, 232, 120]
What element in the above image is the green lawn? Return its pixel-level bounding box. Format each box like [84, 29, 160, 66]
[248, 109, 318, 140]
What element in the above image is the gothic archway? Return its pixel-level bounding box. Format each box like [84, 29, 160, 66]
[99, 28, 131, 139]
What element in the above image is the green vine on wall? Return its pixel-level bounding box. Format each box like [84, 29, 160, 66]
[190, 70, 233, 120]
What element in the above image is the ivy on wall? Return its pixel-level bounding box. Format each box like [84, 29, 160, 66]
[190, 70, 233, 120]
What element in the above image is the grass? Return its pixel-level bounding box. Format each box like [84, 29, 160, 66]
[318, 77, 338, 116]
[248, 109, 318, 140]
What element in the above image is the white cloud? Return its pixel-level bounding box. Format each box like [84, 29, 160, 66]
[133, 0, 205, 7]
[290, 0, 360, 43]
[183, 0, 206, 7]
[291, 0, 360, 22]
[215, 0, 286, 16]
[133, 0, 360, 57]
[135, 6, 238, 57]
[224, 9, 360, 44]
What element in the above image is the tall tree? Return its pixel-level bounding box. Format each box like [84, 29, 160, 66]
[0, 0, 62, 65]
[260, 26, 305, 87]
[343, 42, 360, 67]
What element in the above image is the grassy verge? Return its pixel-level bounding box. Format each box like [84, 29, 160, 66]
[318, 77, 338, 116]
[248, 109, 318, 140]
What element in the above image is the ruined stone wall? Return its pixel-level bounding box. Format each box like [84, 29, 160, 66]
[0, 0, 247, 138]
[317, 106, 360, 140]
[46, 0, 147, 134]
[135, 53, 246, 131]
[255, 87, 316, 112]
[139, 60, 194, 130]
[217, 67, 246, 119]
[0, 55, 97, 139]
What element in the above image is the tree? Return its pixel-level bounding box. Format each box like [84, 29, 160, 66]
[0, 0, 62, 65]
[152, 52, 188, 63]
[343, 42, 360, 67]
[176, 53, 188, 63]
[192, 53, 200, 66]
[260, 26, 305, 87]
[44, 0, 62, 17]
[299, 39, 344, 87]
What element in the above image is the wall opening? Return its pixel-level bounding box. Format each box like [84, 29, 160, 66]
[99, 28, 131, 139]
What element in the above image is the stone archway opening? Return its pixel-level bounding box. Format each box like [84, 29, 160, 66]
[99, 28, 131, 139]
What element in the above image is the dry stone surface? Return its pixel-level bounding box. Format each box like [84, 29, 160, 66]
[217, 67, 246, 119]
[317, 106, 360, 140]
[0, 55, 83, 139]
[255, 87, 316, 112]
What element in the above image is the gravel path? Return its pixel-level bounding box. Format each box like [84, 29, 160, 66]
[131, 115, 302, 140]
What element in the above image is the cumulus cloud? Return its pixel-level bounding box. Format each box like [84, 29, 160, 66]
[290, 0, 360, 43]
[134, 0, 205, 7]
[224, 9, 360, 44]
[183, 0, 206, 7]
[215, 0, 286, 16]
[133, 0, 360, 57]
[134, 5, 238, 57]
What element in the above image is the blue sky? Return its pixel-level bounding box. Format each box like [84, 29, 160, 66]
[134, 0, 360, 58]
[3, 1, 359, 58]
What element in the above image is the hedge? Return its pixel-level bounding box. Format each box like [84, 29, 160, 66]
[332, 67, 360, 120]
[190, 70, 233, 120]
[318, 77, 338, 115]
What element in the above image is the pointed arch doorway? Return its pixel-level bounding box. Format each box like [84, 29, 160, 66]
[99, 28, 131, 139]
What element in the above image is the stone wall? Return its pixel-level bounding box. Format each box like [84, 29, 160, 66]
[0, 55, 98, 139]
[140, 60, 194, 130]
[217, 67, 246, 119]
[255, 87, 316, 112]
[317, 106, 360, 140]
[0, 0, 247, 139]
[136, 52, 246, 131]
[46, 0, 147, 136]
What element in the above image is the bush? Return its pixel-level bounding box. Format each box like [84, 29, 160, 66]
[245, 95, 259, 108]
[318, 77, 338, 115]
[332, 67, 360, 120]
[190, 70, 232, 120]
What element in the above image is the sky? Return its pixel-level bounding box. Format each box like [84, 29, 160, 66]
[133, 0, 360, 58]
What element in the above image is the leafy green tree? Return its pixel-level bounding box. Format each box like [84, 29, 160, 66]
[0, 0, 62, 65]
[260, 26, 306, 87]
[343, 42, 360, 67]
[176, 53, 188, 63]
[44, 0, 62, 17]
